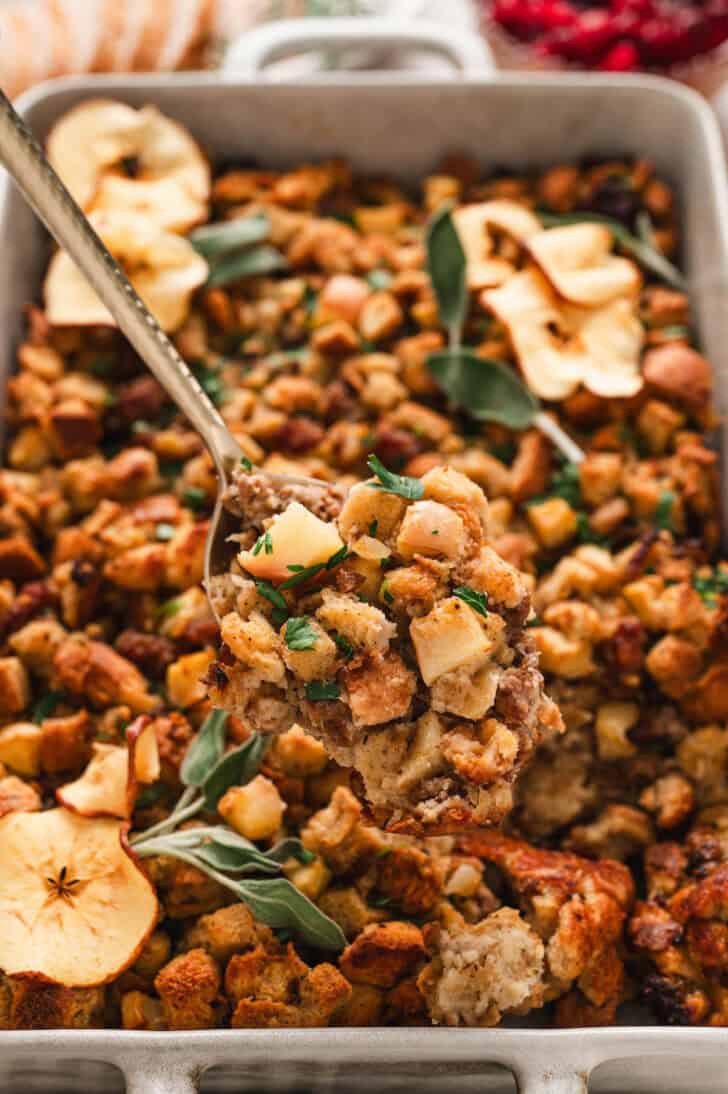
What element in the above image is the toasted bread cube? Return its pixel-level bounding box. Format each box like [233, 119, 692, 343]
[238, 502, 343, 583]
[316, 589, 396, 652]
[165, 649, 216, 709]
[422, 465, 489, 531]
[396, 500, 465, 560]
[527, 498, 578, 549]
[220, 611, 285, 684]
[0, 722, 42, 776]
[410, 598, 495, 685]
[218, 775, 285, 841]
[398, 712, 444, 792]
[338, 482, 406, 542]
[288, 856, 332, 901]
[345, 650, 416, 726]
[595, 702, 639, 760]
[281, 620, 338, 682]
[0, 657, 30, 716]
[431, 663, 501, 720]
[530, 626, 595, 679]
[272, 724, 329, 776]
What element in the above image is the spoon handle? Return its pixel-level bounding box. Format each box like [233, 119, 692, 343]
[0, 89, 241, 477]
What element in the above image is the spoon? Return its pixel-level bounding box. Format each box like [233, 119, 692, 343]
[0, 89, 321, 612]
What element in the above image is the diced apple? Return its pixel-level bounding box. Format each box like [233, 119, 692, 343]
[398, 712, 445, 792]
[239, 502, 344, 583]
[396, 500, 465, 560]
[409, 597, 493, 685]
[0, 723, 42, 776]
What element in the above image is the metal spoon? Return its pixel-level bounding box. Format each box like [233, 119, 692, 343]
[0, 89, 321, 609]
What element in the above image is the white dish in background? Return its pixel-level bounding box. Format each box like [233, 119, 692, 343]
[2, 20, 728, 1094]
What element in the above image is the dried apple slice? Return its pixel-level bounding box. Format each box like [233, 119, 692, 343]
[528, 223, 641, 306]
[58, 716, 159, 819]
[47, 99, 210, 233]
[484, 267, 643, 401]
[0, 808, 158, 987]
[44, 210, 208, 332]
[453, 200, 542, 291]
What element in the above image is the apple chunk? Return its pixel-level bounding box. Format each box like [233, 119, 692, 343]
[239, 502, 344, 584]
[410, 597, 495, 685]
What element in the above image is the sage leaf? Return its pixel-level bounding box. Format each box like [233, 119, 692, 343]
[267, 837, 316, 865]
[180, 709, 228, 788]
[207, 245, 287, 288]
[538, 211, 687, 291]
[189, 212, 270, 259]
[202, 733, 270, 809]
[427, 349, 538, 430]
[426, 203, 467, 344]
[236, 877, 346, 950]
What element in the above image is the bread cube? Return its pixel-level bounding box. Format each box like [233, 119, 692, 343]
[238, 502, 344, 583]
[0, 657, 30, 716]
[595, 702, 639, 760]
[218, 775, 285, 840]
[398, 712, 444, 792]
[431, 663, 501, 720]
[410, 598, 495, 685]
[282, 621, 338, 682]
[220, 611, 285, 684]
[422, 465, 489, 531]
[338, 482, 406, 542]
[316, 590, 396, 652]
[527, 498, 578, 549]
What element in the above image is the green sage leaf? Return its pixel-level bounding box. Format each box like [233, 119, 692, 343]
[426, 203, 467, 342]
[236, 877, 346, 950]
[427, 349, 538, 430]
[180, 708, 228, 788]
[189, 212, 270, 259]
[207, 245, 287, 288]
[202, 733, 270, 808]
[537, 211, 687, 291]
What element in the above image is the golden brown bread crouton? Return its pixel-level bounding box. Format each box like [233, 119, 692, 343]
[301, 786, 382, 874]
[339, 922, 426, 989]
[53, 634, 159, 713]
[372, 844, 443, 918]
[227, 944, 350, 1029]
[154, 949, 222, 1030]
[343, 650, 416, 727]
[39, 708, 91, 774]
[0, 656, 30, 716]
[0, 975, 104, 1030]
[184, 903, 272, 963]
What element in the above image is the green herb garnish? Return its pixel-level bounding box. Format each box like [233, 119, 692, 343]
[280, 562, 325, 590]
[367, 268, 393, 291]
[332, 632, 354, 661]
[426, 203, 467, 344]
[155, 597, 182, 620]
[325, 545, 349, 569]
[453, 586, 489, 617]
[240, 456, 253, 471]
[32, 690, 65, 723]
[284, 617, 318, 651]
[693, 569, 728, 606]
[255, 581, 289, 627]
[305, 680, 340, 701]
[655, 490, 676, 532]
[252, 531, 273, 557]
[367, 454, 424, 501]
[189, 212, 270, 259]
[368, 519, 379, 537]
[380, 580, 394, 605]
[155, 522, 176, 542]
[182, 486, 207, 510]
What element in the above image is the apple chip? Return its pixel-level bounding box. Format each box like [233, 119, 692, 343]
[57, 717, 160, 819]
[484, 268, 643, 401]
[47, 100, 210, 233]
[44, 210, 208, 332]
[0, 808, 158, 986]
[453, 201, 542, 291]
[528, 223, 641, 306]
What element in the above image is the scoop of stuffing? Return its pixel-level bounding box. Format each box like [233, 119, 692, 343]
[208, 465, 563, 833]
[418, 906, 545, 1027]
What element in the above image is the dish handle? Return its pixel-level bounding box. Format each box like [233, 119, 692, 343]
[222, 16, 496, 78]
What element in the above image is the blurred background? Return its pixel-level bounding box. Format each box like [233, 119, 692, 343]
[3, 0, 728, 101]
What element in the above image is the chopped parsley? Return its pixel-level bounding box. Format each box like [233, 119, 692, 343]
[280, 546, 349, 589]
[255, 581, 289, 627]
[155, 522, 176, 542]
[252, 531, 273, 556]
[575, 512, 607, 546]
[367, 269, 393, 291]
[32, 690, 65, 723]
[550, 461, 582, 508]
[380, 580, 394, 605]
[368, 519, 379, 537]
[325, 545, 349, 569]
[367, 455, 424, 501]
[305, 680, 340, 701]
[182, 486, 207, 510]
[191, 360, 226, 406]
[155, 597, 182, 620]
[332, 632, 354, 660]
[693, 569, 728, 606]
[655, 490, 676, 532]
[453, 585, 489, 617]
[284, 617, 318, 651]
[240, 456, 253, 471]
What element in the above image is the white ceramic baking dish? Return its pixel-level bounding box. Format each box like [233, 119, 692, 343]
[3, 19, 728, 1094]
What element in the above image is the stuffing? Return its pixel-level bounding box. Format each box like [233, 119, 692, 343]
[226, 944, 350, 1028]
[154, 949, 223, 1030]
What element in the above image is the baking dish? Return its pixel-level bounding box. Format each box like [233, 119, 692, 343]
[3, 18, 728, 1094]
